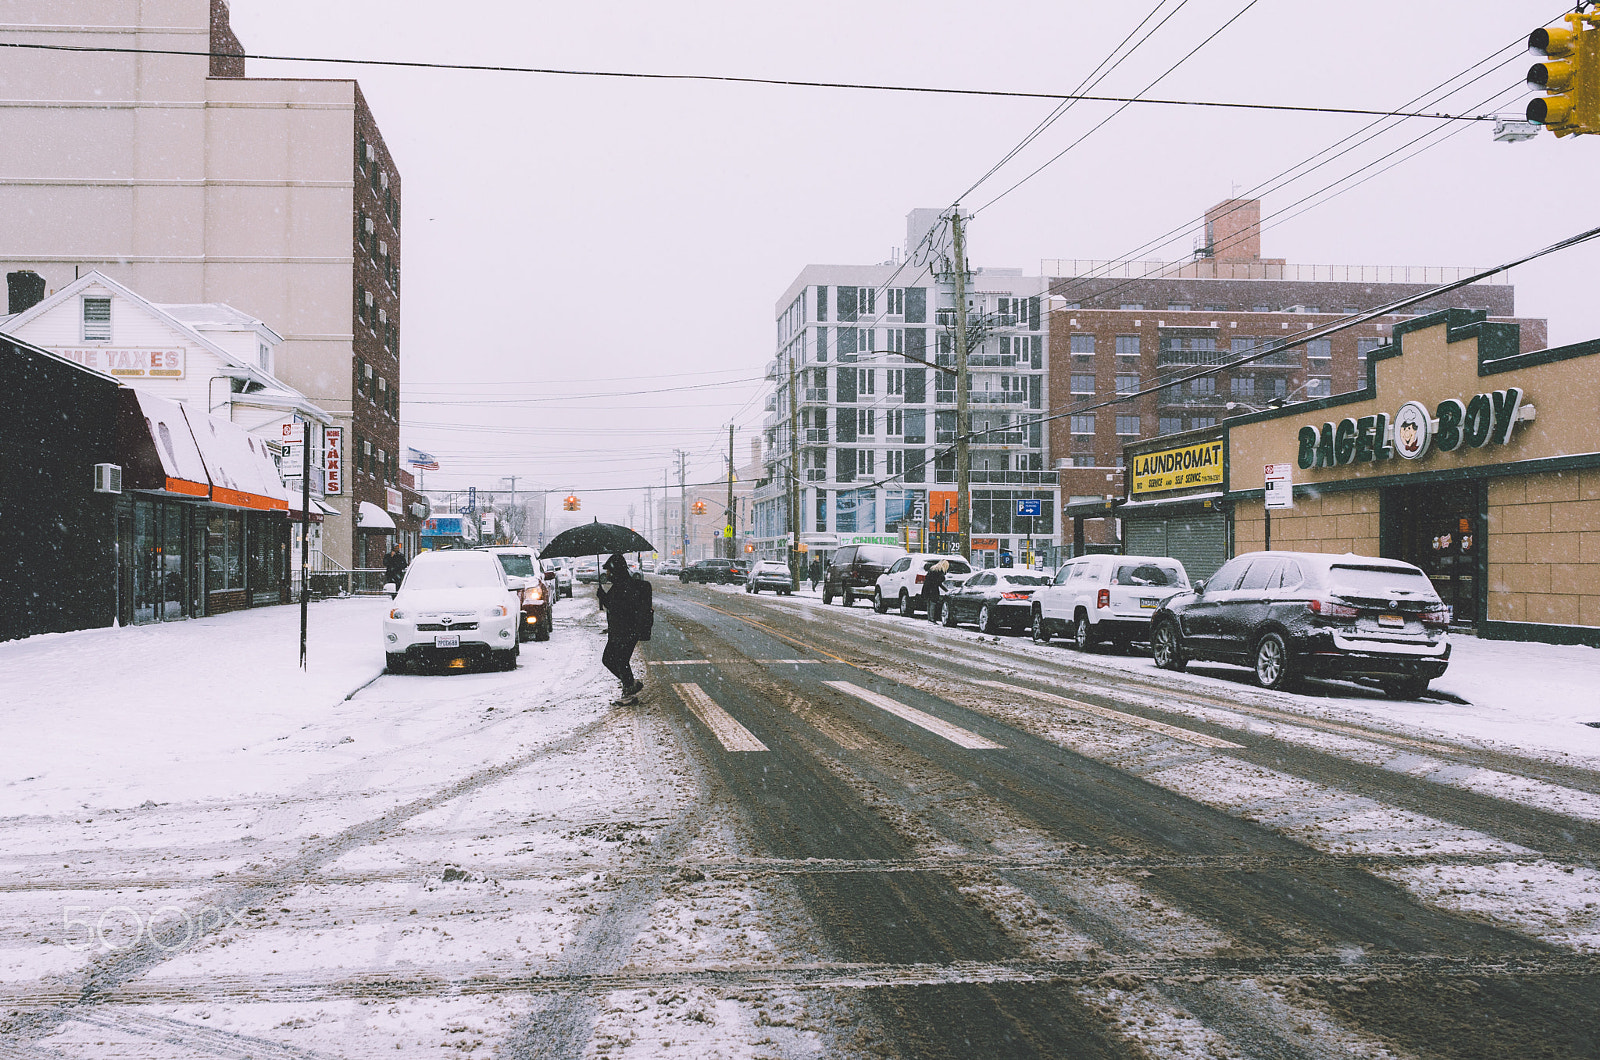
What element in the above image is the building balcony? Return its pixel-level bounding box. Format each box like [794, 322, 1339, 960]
[803, 428, 829, 444]
[975, 430, 1029, 446]
[968, 353, 1018, 368]
[971, 391, 1028, 405]
[801, 387, 829, 405]
[970, 469, 1056, 485]
[805, 468, 827, 482]
[1156, 391, 1229, 411]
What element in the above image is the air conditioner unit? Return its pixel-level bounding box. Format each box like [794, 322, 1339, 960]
[93, 463, 122, 494]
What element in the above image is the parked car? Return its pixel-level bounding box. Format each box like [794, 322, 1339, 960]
[478, 545, 554, 642]
[657, 560, 683, 576]
[575, 560, 599, 583]
[873, 554, 974, 616]
[382, 550, 520, 673]
[1032, 554, 1190, 651]
[745, 559, 795, 594]
[680, 558, 747, 584]
[940, 569, 1053, 633]
[822, 543, 908, 607]
[1149, 551, 1452, 697]
[551, 559, 575, 598]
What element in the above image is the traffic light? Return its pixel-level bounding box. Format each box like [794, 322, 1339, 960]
[1527, 13, 1600, 136]
[691, 500, 707, 515]
[563, 494, 580, 511]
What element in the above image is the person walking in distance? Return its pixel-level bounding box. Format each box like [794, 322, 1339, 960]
[597, 553, 653, 705]
[922, 559, 949, 622]
[809, 557, 822, 592]
[382, 542, 407, 591]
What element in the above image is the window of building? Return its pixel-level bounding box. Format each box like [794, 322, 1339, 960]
[1116, 374, 1139, 395]
[1189, 376, 1216, 396]
[1191, 417, 1216, 429]
[1203, 304, 1224, 312]
[1306, 376, 1331, 398]
[1231, 337, 1257, 355]
[1265, 376, 1288, 398]
[1115, 334, 1140, 357]
[1070, 374, 1095, 394]
[886, 409, 903, 436]
[82, 297, 111, 341]
[1071, 455, 1095, 467]
[886, 287, 904, 316]
[886, 328, 904, 354]
[1306, 338, 1332, 360]
[886, 368, 904, 395]
[355, 357, 367, 396]
[1071, 414, 1095, 435]
[1116, 415, 1140, 436]
[857, 408, 875, 436]
[1357, 337, 1383, 361]
[1070, 333, 1095, 354]
[1232, 375, 1255, 397]
[258, 343, 270, 370]
[859, 449, 876, 476]
[1251, 304, 1271, 313]
[856, 287, 876, 316]
[857, 367, 875, 395]
[1167, 303, 1191, 312]
[1159, 417, 1183, 435]
[1120, 303, 1144, 311]
[887, 450, 903, 476]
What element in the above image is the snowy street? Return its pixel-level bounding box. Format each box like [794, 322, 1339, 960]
[2, 582, 1600, 1057]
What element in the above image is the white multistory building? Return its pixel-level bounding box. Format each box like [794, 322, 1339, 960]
[752, 210, 1061, 569]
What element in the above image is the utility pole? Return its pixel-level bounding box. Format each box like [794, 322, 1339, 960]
[675, 449, 689, 563]
[786, 337, 802, 589]
[726, 423, 735, 560]
[502, 475, 517, 544]
[952, 207, 973, 561]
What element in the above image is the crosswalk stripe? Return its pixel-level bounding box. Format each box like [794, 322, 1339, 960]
[973, 679, 1242, 750]
[672, 683, 768, 752]
[826, 681, 1005, 750]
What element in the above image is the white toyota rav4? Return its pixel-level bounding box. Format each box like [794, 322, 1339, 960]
[1031, 553, 1190, 651]
[383, 550, 522, 673]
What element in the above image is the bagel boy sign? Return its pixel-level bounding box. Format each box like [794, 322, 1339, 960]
[1296, 387, 1533, 470]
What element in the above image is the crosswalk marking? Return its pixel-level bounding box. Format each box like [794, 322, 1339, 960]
[974, 679, 1242, 750]
[672, 683, 768, 752]
[826, 681, 1005, 750]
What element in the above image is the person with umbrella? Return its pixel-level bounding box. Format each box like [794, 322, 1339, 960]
[597, 553, 652, 705]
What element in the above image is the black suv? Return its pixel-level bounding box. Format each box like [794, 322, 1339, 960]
[822, 543, 908, 607]
[1149, 551, 1451, 698]
[679, 559, 747, 584]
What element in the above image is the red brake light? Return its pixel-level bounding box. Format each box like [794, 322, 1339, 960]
[1096, 588, 1110, 609]
[915, 574, 925, 584]
[1422, 607, 1452, 628]
[1308, 598, 1359, 619]
[1000, 591, 1031, 600]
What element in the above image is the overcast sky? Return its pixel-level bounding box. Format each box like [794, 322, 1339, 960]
[230, 0, 1600, 528]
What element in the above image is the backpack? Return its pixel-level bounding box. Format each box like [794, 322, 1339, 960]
[635, 577, 654, 641]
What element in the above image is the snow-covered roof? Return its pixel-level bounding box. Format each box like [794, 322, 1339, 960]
[158, 302, 285, 345]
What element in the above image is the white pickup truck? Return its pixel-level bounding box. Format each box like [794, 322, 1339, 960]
[1031, 553, 1191, 651]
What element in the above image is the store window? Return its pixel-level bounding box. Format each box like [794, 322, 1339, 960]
[207, 511, 245, 592]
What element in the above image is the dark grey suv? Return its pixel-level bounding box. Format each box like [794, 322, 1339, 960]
[822, 543, 908, 607]
[1149, 551, 1452, 698]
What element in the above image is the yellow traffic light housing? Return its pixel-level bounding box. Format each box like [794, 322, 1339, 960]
[1528, 13, 1600, 136]
[563, 494, 580, 511]
[691, 500, 707, 515]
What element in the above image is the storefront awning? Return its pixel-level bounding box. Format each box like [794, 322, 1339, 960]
[357, 500, 397, 530]
[1116, 490, 1225, 514]
[183, 404, 288, 512]
[286, 494, 339, 521]
[119, 390, 210, 498]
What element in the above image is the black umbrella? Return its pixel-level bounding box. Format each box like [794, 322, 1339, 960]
[539, 519, 654, 560]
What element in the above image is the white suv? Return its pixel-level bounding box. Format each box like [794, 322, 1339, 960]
[382, 550, 522, 673]
[873, 554, 974, 616]
[1031, 554, 1190, 651]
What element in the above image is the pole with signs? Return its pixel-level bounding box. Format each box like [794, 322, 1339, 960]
[282, 419, 310, 669]
[1264, 462, 1294, 550]
[1016, 498, 1042, 568]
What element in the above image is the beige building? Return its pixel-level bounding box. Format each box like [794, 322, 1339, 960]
[0, 0, 402, 569]
[1223, 309, 1600, 645]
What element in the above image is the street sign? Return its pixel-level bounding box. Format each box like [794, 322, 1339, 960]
[1016, 498, 1042, 518]
[458, 506, 471, 515]
[468, 486, 477, 513]
[281, 421, 304, 445]
[723, 525, 733, 538]
[1265, 463, 1294, 510]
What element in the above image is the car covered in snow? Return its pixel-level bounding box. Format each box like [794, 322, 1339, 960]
[939, 569, 1053, 634]
[872, 553, 973, 616]
[1031, 554, 1190, 651]
[1150, 551, 1451, 697]
[383, 550, 521, 673]
[744, 560, 795, 594]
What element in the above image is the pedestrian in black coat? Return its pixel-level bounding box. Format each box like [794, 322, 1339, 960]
[921, 559, 949, 622]
[383, 544, 407, 588]
[809, 558, 822, 591]
[597, 553, 653, 704]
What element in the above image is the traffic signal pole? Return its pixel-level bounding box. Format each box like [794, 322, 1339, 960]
[952, 208, 973, 562]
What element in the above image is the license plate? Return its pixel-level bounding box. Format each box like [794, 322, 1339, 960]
[1140, 597, 1159, 609]
[1377, 614, 1404, 628]
[434, 634, 461, 647]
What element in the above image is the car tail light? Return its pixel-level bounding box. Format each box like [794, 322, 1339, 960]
[1422, 606, 1452, 628]
[1001, 591, 1031, 600]
[1308, 598, 1359, 619]
[915, 574, 925, 584]
[1096, 588, 1110, 609]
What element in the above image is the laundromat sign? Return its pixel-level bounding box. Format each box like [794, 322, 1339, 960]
[1296, 387, 1534, 470]
[1131, 440, 1224, 495]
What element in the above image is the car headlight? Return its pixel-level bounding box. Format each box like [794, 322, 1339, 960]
[525, 586, 546, 603]
[484, 605, 508, 617]
[389, 608, 406, 619]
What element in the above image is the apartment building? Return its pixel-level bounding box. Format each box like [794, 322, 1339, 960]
[0, 0, 403, 570]
[752, 210, 1060, 569]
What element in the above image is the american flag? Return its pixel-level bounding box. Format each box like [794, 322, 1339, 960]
[406, 447, 439, 470]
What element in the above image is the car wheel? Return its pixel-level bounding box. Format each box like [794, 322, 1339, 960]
[1152, 620, 1186, 671]
[900, 591, 915, 618]
[1032, 609, 1049, 644]
[977, 604, 997, 634]
[385, 652, 406, 675]
[1381, 675, 1430, 700]
[1073, 613, 1095, 652]
[1253, 632, 1297, 691]
[843, 589, 855, 607]
[942, 602, 959, 627]
[823, 588, 835, 605]
[873, 589, 889, 614]
[494, 645, 519, 672]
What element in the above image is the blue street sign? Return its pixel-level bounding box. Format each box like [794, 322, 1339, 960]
[459, 507, 471, 515]
[468, 486, 477, 512]
[1016, 499, 1042, 518]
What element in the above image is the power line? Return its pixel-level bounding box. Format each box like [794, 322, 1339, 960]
[0, 39, 1502, 124]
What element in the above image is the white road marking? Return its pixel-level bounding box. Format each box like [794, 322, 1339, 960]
[826, 681, 1005, 750]
[650, 659, 712, 665]
[974, 679, 1242, 750]
[672, 683, 768, 752]
[759, 659, 824, 665]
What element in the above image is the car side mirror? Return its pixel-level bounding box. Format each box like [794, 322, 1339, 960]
[1193, 580, 1206, 596]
